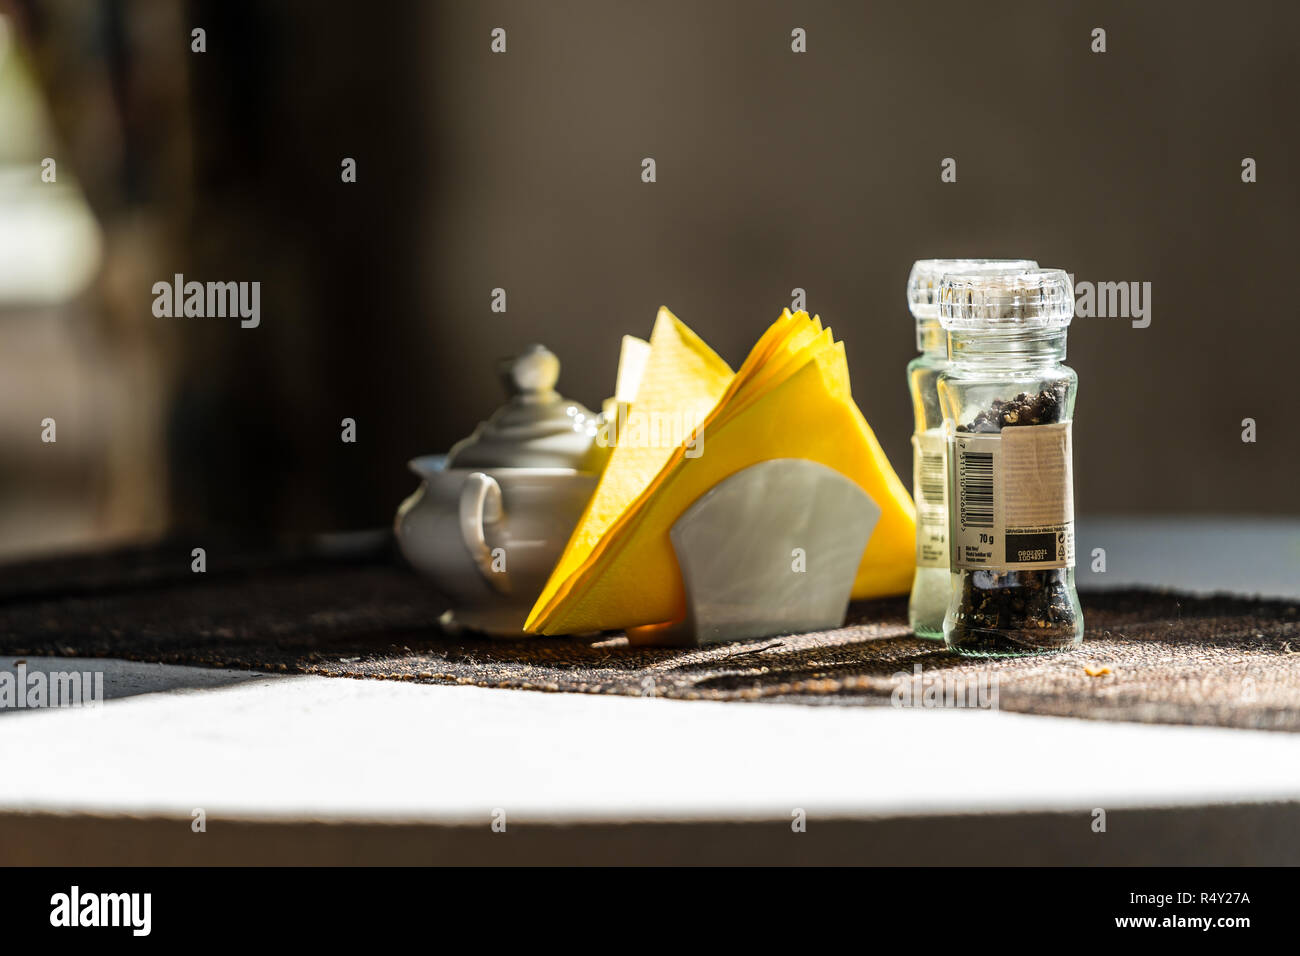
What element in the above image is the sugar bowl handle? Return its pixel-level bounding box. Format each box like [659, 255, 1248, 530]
[458, 472, 510, 593]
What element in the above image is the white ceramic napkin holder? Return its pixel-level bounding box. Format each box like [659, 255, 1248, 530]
[628, 458, 880, 647]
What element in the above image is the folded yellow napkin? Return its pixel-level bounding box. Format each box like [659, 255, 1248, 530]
[526, 307, 915, 634]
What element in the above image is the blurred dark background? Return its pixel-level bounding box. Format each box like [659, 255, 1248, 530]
[0, 0, 1296, 558]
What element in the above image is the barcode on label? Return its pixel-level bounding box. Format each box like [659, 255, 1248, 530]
[919, 452, 945, 507]
[960, 450, 994, 529]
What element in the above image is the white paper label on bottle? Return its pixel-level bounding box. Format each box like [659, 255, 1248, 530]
[950, 422, 1074, 571]
[911, 428, 947, 568]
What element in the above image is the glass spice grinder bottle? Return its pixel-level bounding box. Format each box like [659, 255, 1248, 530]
[936, 267, 1083, 656]
[905, 259, 1037, 640]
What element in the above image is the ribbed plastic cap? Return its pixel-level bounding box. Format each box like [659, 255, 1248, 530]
[907, 259, 1038, 318]
[938, 267, 1074, 331]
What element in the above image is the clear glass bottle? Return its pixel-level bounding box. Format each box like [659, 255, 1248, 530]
[936, 267, 1083, 656]
[906, 259, 1036, 640]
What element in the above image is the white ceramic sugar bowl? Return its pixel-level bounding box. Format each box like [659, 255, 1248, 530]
[394, 345, 608, 636]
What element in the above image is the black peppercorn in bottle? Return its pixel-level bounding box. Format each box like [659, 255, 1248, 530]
[936, 268, 1083, 656]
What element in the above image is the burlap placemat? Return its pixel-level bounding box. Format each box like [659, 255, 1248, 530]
[1, 543, 1297, 731]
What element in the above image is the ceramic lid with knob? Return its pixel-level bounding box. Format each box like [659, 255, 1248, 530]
[445, 344, 610, 472]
